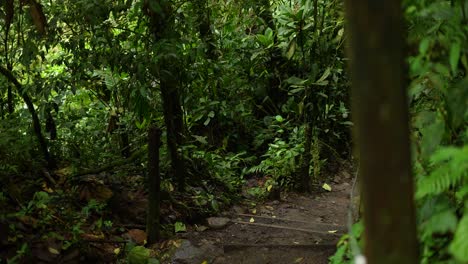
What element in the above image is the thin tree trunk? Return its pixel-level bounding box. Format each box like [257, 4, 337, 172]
[147, 126, 161, 244]
[344, 1, 419, 263]
[7, 85, 14, 114]
[160, 78, 186, 191]
[144, 0, 187, 191]
[300, 123, 312, 192]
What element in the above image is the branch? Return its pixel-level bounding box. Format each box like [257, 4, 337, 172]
[0, 65, 22, 91]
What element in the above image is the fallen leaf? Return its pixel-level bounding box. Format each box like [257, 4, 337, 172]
[328, 230, 338, 234]
[126, 229, 147, 245]
[249, 217, 255, 223]
[265, 205, 274, 211]
[267, 185, 273, 192]
[113, 248, 121, 255]
[201, 261, 208, 264]
[322, 183, 332, 192]
[294, 257, 304, 263]
[251, 209, 257, 214]
[48, 247, 60, 255]
[196, 225, 208, 232]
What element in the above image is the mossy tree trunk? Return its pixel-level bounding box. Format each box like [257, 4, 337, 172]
[344, 1, 419, 263]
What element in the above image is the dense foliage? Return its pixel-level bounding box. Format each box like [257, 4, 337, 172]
[0, 0, 350, 262]
[0, 0, 466, 263]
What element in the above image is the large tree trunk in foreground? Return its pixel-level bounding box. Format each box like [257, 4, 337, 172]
[344, 1, 419, 263]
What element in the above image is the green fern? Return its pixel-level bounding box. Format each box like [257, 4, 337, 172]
[449, 213, 468, 262]
[416, 145, 468, 199]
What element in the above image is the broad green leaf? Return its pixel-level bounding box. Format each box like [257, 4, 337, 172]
[322, 183, 332, 192]
[148, 259, 160, 264]
[450, 42, 461, 75]
[285, 76, 307, 85]
[204, 117, 211, 126]
[174, 222, 186, 233]
[289, 87, 304, 94]
[211, 199, 219, 212]
[192, 135, 208, 145]
[275, 115, 284, 122]
[419, 38, 430, 55]
[265, 27, 273, 38]
[315, 68, 331, 85]
[127, 246, 150, 264]
[286, 40, 296, 60]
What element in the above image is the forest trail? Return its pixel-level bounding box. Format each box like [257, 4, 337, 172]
[169, 170, 353, 264]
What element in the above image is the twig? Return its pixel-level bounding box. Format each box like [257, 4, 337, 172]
[42, 168, 57, 186]
[231, 220, 342, 236]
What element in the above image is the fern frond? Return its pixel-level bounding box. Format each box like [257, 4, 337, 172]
[449, 213, 468, 262]
[247, 162, 269, 174]
[416, 146, 468, 199]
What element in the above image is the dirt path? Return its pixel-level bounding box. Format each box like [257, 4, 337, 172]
[169, 171, 353, 264]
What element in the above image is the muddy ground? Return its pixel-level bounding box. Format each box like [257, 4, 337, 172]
[169, 169, 354, 264]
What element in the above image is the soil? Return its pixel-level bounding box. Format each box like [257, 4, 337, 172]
[169, 169, 354, 264]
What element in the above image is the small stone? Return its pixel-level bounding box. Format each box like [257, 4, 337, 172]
[272, 200, 280, 205]
[172, 240, 204, 264]
[232, 206, 246, 214]
[207, 217, 230, 229]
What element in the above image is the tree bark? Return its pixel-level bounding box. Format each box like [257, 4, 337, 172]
[147, 126, 162, 244]
[300, 123, 312, 192]
[344, 1, 419, 263]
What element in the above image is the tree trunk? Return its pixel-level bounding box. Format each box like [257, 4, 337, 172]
[7, 85, 14, 114]
[144, 0, 187, 191]
[344, 1, 419, 263]
[160, 74, 186, 191]
[147, 126, 162, 244]
[300, 123, 312, 192]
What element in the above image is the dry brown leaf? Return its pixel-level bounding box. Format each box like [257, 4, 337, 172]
[125, 229, 147, 245]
